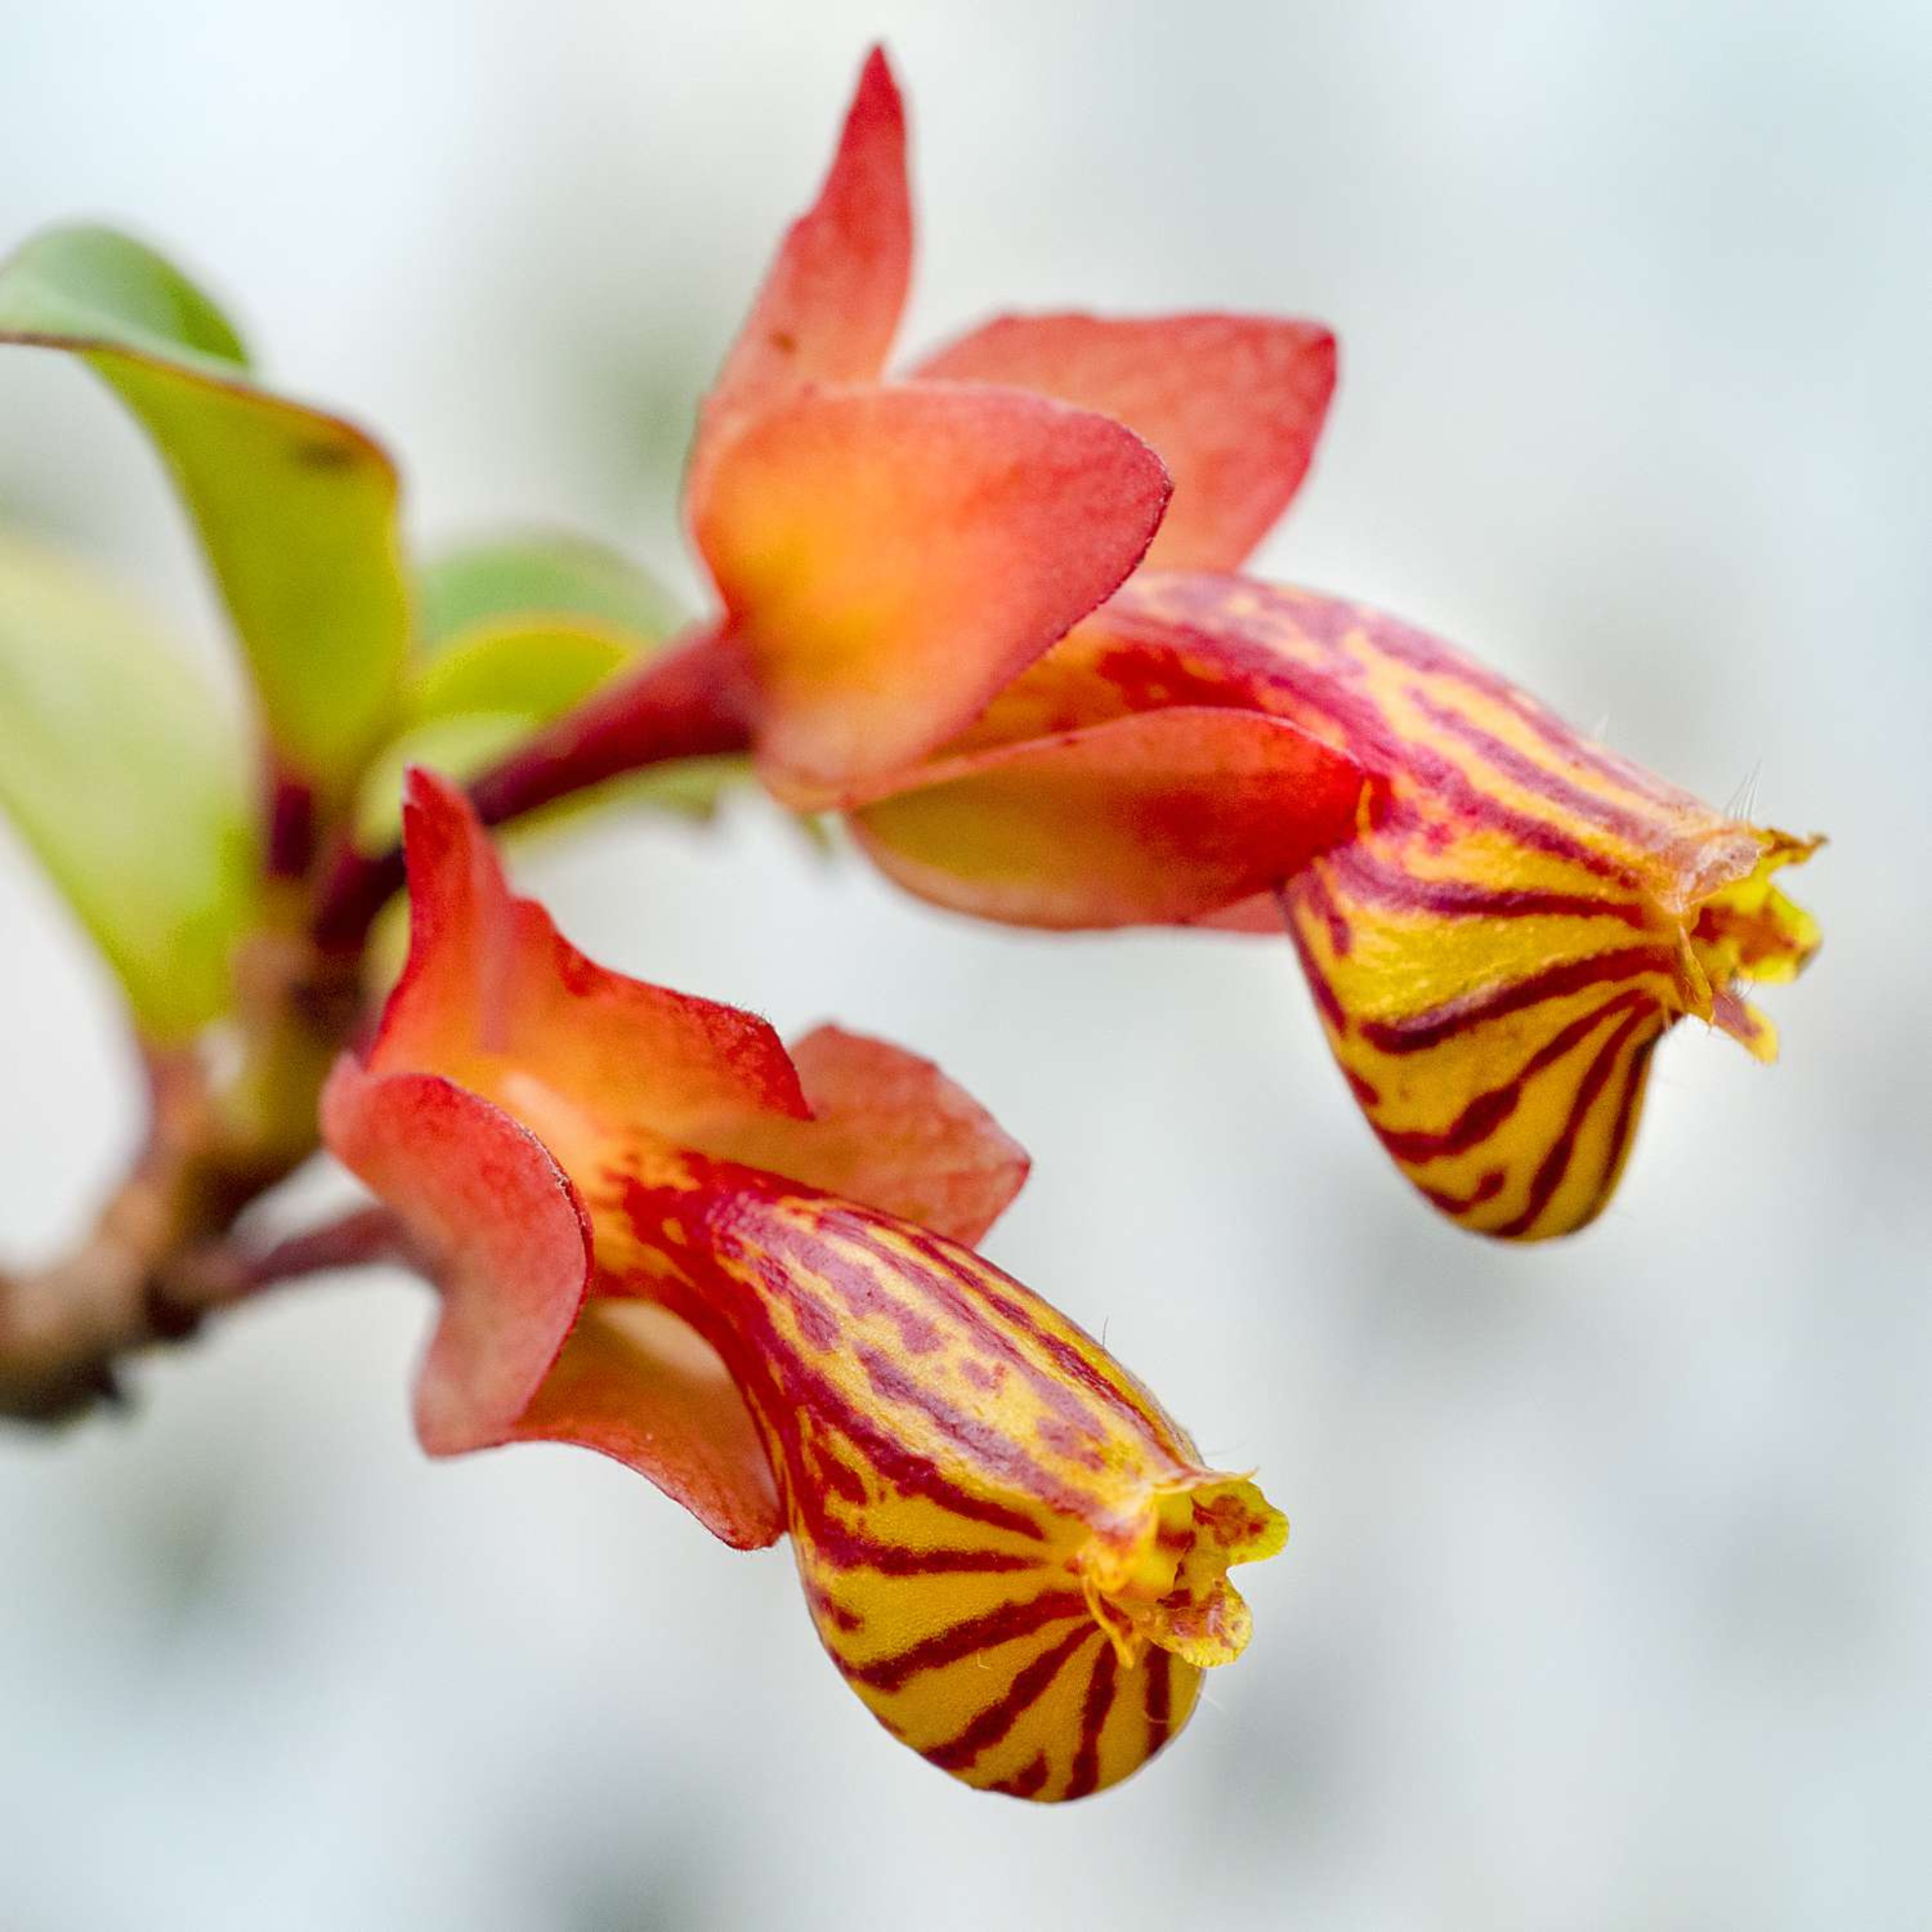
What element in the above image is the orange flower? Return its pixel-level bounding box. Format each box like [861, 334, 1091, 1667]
[322, 771, 1285, 1797]
[470, 48, 1821, 1242]
[658, 45, 1364, 911]
[859, 576, 1820, 1237]
[671, 52, 1822, 1239]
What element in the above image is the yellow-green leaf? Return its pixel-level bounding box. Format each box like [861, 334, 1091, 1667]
[0, 532, 256, 1041]
[416, 533, 683, 651]
[406, 619, 633, 726]
[0, 224, 410, 798]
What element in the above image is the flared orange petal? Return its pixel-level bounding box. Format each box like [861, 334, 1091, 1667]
[512, 1299, 783, 1549]
[374, 769, 811, 1143]
[690, 46, 911, 490]
[914, 313, 1337, 570]
[690, 383, 1171, 803]
[319, 1062, 590, 1456]
[322, 1058, 785, 1544]
[848, 706, 1366, 929]
[700, 1025, 1030, 1244]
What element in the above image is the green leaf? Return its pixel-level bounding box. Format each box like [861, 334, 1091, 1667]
[0, 532, 256, 1042]
[0, 224, 410, 798]
[406, 620, 632, 726]
[416, 533, 683, 652]
[0, 224, 250, 369]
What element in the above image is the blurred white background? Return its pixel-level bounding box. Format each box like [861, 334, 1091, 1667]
[1, 2, 1925, 1927]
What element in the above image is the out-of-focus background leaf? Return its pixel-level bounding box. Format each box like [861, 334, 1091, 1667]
[0, 532, 254, 1041]
[414, 531, 685, 650]
[0, 6, 1922, 1931]
[0, 224, 410, 796]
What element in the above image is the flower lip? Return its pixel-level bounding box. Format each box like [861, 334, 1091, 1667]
[1077, 1471, 1288, 1670]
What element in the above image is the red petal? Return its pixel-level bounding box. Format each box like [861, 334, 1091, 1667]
[375, 770, 811, 1141]
[915, 314, 1336, 570]
[1184, 891, 1286, 934]
[322, 1060, 784, 1546]
[512, 1300, 782, 1550]
[691, 47, 911, 489]
[319, 1063, 590, 1456]
[690, 384, 1171, 802]
[699, 1025, 1030, 1244]
[849, 706, 1364, 928]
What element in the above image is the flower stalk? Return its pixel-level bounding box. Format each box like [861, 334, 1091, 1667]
[307, 627, 753, 950]
[1, 625, 751, 1421]
[0, 902, 365, 1420]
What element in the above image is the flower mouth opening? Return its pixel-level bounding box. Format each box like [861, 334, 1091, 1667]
[1078, 1473, 1287, 1669]
[1684, 829, 1823, 1061]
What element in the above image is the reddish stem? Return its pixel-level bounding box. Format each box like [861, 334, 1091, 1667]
[234, 1205, 414, 1291]
[264, 765, 318, 880]
[307, 625, 756, 948]
[471, 621, 756, 823]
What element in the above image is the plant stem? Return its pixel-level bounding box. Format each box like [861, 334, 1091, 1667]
[231, 1205, 414, 1291]
[307, 625, 756, 949]
[0, 917, 365, 1424]
[2, 630, 751, 1421]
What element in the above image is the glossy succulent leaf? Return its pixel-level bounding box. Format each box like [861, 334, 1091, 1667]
[354, 715, 535, 850]
[0, 223, 249, 367]
[0, 224, 410, 795]
[387, 540, 717, 849]
[355, 609, 749, 852]
[414, 533, 683, 653]
[323, 774, 1286, 1794]
[0, 532, 255, 1040]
